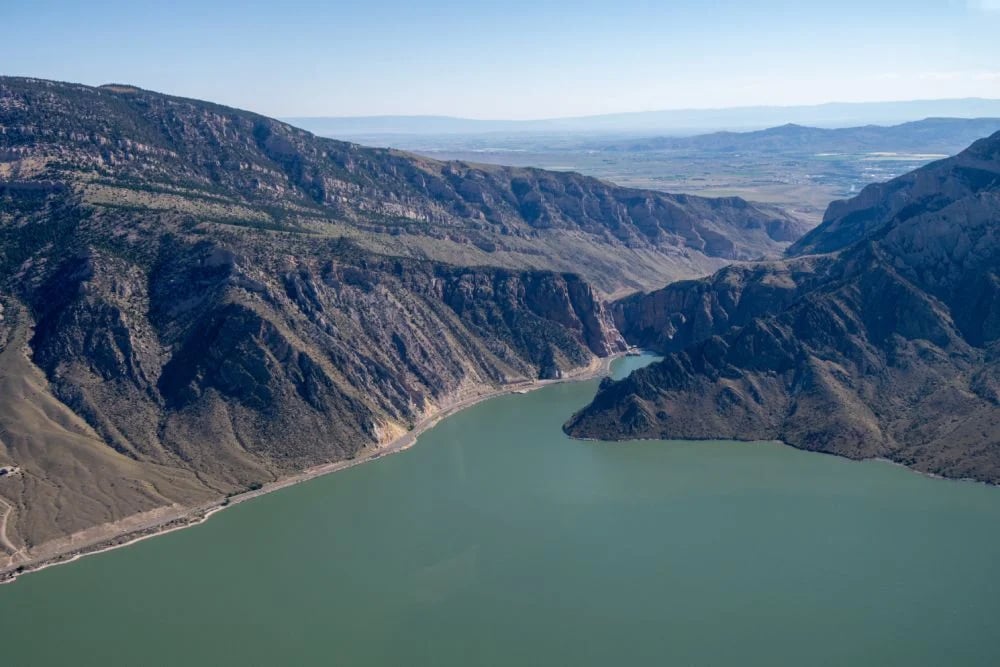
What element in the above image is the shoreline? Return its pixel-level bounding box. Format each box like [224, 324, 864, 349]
[0, 353, 621, 585]
[568, 433, 996, 488]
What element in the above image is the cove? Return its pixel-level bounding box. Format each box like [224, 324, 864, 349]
[1, 355, 999, 666]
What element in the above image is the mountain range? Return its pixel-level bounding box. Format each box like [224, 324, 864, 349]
[566, 131, 1000, 483]
[596, 117, 1000, 155]
[286, 98, 1000, 138]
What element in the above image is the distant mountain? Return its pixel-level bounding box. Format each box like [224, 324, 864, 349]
[0, 76, 804, 566]
[282, 115, 530, 136]
[566, 131, 1000, 483]
[598, 117, 1000, 155]
[286, 99, 1000, 138]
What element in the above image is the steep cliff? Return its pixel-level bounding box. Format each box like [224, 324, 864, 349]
[788, 131, 1000, 256]
[0, 76, 806, 294]
[1, 202, 624, 549]
[567, 132, 1000, 483]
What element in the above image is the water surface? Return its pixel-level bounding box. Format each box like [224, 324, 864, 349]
[2, 355, 999, 666]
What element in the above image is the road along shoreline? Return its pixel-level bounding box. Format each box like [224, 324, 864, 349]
[0, 353, 621, 585]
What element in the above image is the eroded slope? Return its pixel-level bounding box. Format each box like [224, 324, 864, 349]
[567, 133, 1000, 482]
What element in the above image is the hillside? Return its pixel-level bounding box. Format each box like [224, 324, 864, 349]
[0, 77, 806, 296]
[788, 129, 1000, 255]
[566, 132, 1000, 483]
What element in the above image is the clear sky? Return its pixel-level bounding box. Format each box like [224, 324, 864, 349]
[5, 0, 1000, 119]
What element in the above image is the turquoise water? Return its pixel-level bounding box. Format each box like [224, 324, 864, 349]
[1, 355, 999, 666]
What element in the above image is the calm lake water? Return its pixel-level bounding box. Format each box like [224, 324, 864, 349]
[2, 355, 1000, 666]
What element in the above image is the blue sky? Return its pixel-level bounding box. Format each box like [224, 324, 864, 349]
[5, 0, 999, 118]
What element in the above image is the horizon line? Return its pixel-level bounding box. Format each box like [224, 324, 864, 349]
[3, 74, 999, 127]
[282, 96, 1000, 123]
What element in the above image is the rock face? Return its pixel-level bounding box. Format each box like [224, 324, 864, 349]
[26, 234, 622, 472]
[567, 132, 1000, 483]
[788, 132, 1000, 256]
[0, 213, 625, 548]
[0, 76, 806, 295]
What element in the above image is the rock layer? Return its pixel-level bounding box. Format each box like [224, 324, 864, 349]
[0, 76, 807, 294]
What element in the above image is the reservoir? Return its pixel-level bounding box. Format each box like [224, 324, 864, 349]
[1, 355, 999, 665]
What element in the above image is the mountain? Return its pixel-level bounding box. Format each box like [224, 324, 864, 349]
[1, 78, 805, 297]
[597, 118, 1000, 155]
[0, 76, 809, 564]
[566, 132, 1000, 483]
[286, 99, 1000, 138]
[789, 129, 1000, 255]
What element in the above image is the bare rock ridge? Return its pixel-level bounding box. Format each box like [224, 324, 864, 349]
[788, 131, 1000, 255]
[566, 131, 1000, 483]
[0, 76, 808, 555]
[0, 76, 807, 295]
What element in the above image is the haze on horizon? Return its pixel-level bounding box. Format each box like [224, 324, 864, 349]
[5, 0, 1000, 120]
